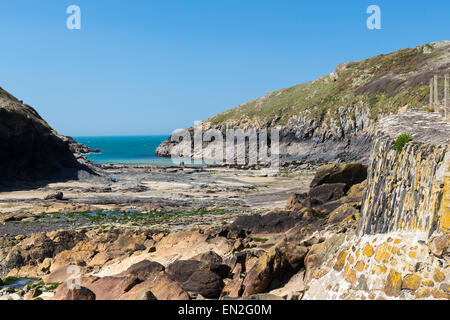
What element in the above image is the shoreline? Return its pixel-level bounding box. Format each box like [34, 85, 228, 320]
[0, 163, 315, 238]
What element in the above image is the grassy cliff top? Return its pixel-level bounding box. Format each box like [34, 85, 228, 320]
[208, 41, 450, 127]
[0, 87, 53, 133]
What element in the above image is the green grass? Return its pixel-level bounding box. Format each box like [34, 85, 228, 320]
[252, 237, 269, 243]
[395, 134, 412, 152]
[207, 43, 445, 128]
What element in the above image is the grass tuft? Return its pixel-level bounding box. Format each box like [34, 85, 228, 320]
[395, 134, 412, 152]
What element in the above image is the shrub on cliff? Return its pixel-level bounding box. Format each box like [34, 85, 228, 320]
[395, 134, 412, 152]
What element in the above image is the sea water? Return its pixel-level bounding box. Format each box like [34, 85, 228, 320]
[74, 135, 219, 167]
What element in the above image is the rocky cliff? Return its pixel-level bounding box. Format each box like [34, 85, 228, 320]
[302, 110, 449, 300]
[358, 110, 449, 237]
[157, 41, 450, 165]
[0, 86, 97, 184]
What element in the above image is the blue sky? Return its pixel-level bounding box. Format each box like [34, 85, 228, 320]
[0, 0, 449, 136]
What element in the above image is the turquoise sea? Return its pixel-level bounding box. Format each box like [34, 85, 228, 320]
[74, 135, 175, 166]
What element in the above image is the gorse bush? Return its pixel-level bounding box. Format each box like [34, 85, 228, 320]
[395, 134, 412, 152]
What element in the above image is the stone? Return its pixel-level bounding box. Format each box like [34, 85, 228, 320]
[121, 272, 189, 300]
[286, 193, 308, 212]
[119, 260, 165, 281]
[65, 287, 96, 300]
[167, 259, 205, 283]
[220, 263, 244, 299]
[242, 247, 288, 296]
[345, 269, 357, 285]
[42, 266, 81, 284]
[429, 234, 449, 258]
[328, 203, 359, 224]
[304, 234, 345, 283]
[402, 274, 422, 291]
[269, 271, 306, 300]
[415, 287, 431, 299]
[85, 276, 141, 300]
[358, 111, 450, 236]
[228, 211, 303, 234]
[431, 288, 449, 299]
[372, 265, 387, 275]
[182, 270, 224, 299]
[210, 263, 232, 279]
[422, 279, 434, 287]
[384, 269, 402, 297]
[310, 163, 367, 189]
[44, 192, 64, 201]
[277, 241, 309, 271]
[355, 261, 364, 271]
[439, 283, 449, 293]
[374, 243, 391, 263]
[433, 269, 445, 283]
[333, 251, 348, 272]
[363, 244, 374, 257]
[355, 275, 369, 291]
[308, 183, 347, 203]
[53, 283, 96, 300]
[192, 251, 223, 265]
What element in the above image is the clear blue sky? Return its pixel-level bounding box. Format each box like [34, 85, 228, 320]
[0, 0, 448, 136]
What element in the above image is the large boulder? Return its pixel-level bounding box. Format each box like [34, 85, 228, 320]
[286, 164, 367, 213]
[119, 272, 189, 300]
[83, 276, 141, 300]
[242, 247, 289, 296]
[182, 270, 225, 299]
[227, 211, 303, 235]
[53, 286, 96, 300]
[119, 260, 165, 281]
[167, 260, 205, 283]
[310, 163, 367, 190]
[308, 183, 347, 203]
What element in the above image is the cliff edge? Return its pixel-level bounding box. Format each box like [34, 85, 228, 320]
[157, 41, 450, 165]
[0, 86, 97, 185]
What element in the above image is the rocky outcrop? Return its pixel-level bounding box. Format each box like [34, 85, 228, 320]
[358, 111, 449, 237]
[65, 136, 101, 155]
[286, 162, 367, 215]
[0, 86, 97, 185]
[157, 41, 450, 165]
[302, 111, 449, 300]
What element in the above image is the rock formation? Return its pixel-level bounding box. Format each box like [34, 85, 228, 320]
[302, 110, 449, 300]
[0, 86, 97, 185]
[157, 41, 450, 165]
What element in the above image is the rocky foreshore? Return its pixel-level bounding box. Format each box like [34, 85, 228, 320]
[1, 116, 448, 300]
[0, 161, 369, 300]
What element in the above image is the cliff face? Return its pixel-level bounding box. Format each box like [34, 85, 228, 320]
[302, 111, 449, 300]
[0, 86, 96, 184]
[358, 111, 449, 237]
[157, 41, 450, 165]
